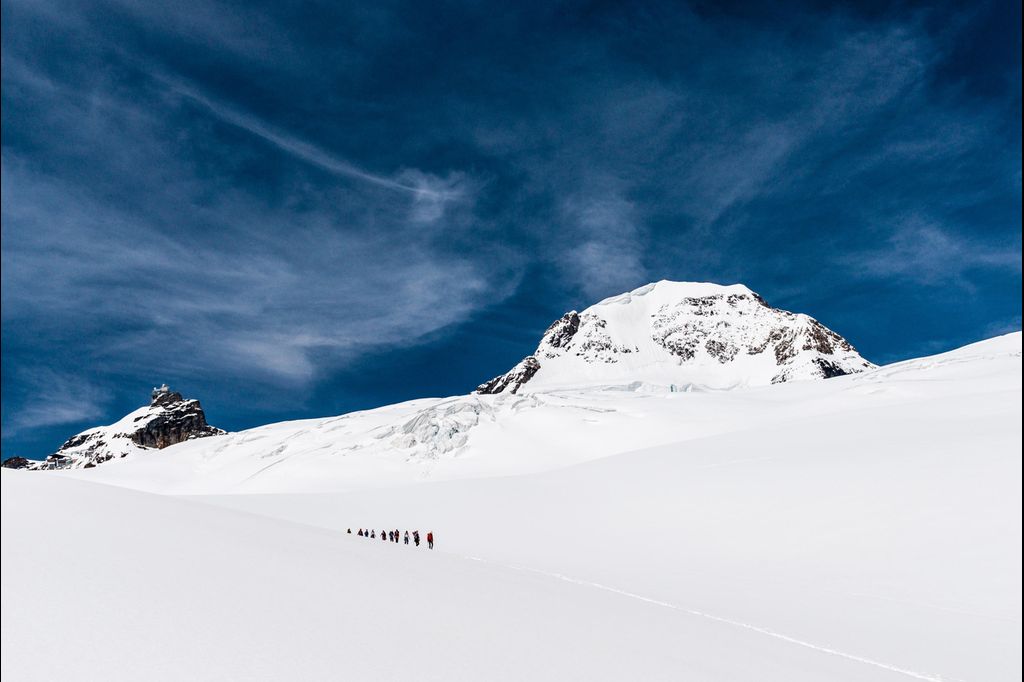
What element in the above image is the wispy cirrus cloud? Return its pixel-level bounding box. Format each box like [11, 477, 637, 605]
[1, 0, 1019, 457]
[1, 157, 504, 386]
[845, 217, 1021, 288]
[559, 191, 648, 300]
[2, 369, 111, 436]
[0, 45, 519, 418]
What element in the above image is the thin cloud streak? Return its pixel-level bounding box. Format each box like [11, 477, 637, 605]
[152, 71, 459, 201]
[843, 218, 1022, 287]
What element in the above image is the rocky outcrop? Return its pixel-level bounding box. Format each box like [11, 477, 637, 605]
[477, 356, 541, 395]
[130, 387, 222, 449]
[537, 313, 582, 357]
[16, 385, 225, 471]
[1, 456, 34, 469]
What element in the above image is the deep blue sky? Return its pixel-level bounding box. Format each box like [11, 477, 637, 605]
[2, 0, 1020, 459]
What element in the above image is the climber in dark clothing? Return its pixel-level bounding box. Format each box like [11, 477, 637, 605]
[381, 531, 386, 542]
[427, 531, 434, 550]
[371, 531, 376, 539]
[347, 528, 352, 534]
[394, 529, 399, 543]
[358, 529, 363, 537]
[413, 531, 420, 547]
[403, 531, 410, 545]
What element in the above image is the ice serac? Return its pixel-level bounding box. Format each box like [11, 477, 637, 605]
[3, 384, 225, 470]
[476, 280, 874, 394]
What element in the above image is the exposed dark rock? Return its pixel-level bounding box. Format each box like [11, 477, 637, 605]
[58, 433, 95, 451]
[129, 396, 221, 449]
[539, 312, 581, 356]
[802, 319, 854, 354]
[773, 329, 798, 365]
[705, 339, 739, 363]
[1, 456, 33, 469]
[476, 356, 541, 395]
[812, 357, 854, 378]
[573, 314, 635, 362]
[684, 296, 718, 316]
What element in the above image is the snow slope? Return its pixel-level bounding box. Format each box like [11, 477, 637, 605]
[66, 332, 1018, 497]
[4, 472, 962, 682]
[2, 333, 1020, 681]
[195, 333, 1023, 682]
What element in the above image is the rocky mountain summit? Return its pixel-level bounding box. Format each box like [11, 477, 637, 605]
[477, 281, 874, 394]
[2, 385, 224, 470]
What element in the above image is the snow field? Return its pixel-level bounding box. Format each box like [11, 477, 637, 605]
[2, 332, 1020, 680]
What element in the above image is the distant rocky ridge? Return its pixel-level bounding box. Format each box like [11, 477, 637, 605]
[477, 281, 874, 394]
[2, 385, 224, 470]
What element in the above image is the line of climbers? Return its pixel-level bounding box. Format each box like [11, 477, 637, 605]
[349, 527, 434, 550]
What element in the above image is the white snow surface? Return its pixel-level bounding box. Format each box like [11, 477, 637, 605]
[2, 332, 1021, 681]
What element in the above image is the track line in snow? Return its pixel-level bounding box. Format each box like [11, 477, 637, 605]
[239, 457, 288, 483]
[462, 556, 956, 682]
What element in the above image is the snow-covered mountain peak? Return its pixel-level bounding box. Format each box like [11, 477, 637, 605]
[2, 386, 224, 470]
[592, 280, 755, 308]
[478, 281, 873, 394]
